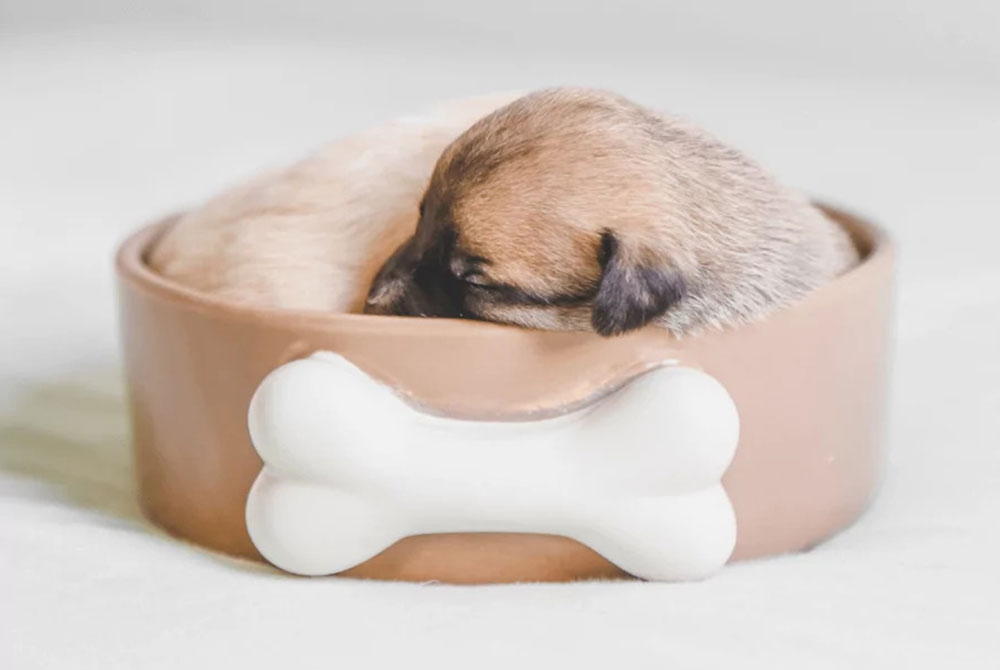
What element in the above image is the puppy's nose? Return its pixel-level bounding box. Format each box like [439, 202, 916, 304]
[363, 277, 405, 314]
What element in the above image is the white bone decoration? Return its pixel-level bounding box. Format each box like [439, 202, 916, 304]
[245, 352, 740, 581]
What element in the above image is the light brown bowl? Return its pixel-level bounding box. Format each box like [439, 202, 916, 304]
[116, 205, 894, 583]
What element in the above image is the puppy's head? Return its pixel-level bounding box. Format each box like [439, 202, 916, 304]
[364, 89, 688, 336]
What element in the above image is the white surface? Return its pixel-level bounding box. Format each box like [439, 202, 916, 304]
[1, 8, 999, 669]
[247, 354, 738, 580]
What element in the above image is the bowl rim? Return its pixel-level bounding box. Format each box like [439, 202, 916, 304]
[115, 203, 893, 334]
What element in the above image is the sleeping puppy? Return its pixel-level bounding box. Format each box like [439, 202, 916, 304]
[364, 88, 859, 336]
[149, 92, 521, 312]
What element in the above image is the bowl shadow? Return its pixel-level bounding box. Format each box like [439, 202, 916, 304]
[0, 368, 285, 575]
[0, 369, 143, 523]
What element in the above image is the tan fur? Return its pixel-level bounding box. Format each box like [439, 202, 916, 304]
[369, 88, 859, 334]
[149, 92, 522, 312]
[152, 87, 857, 337]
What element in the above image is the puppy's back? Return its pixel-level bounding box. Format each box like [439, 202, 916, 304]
[149, 92, 521, 312]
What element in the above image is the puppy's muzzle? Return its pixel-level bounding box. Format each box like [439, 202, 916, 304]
[365, 247, 465, 318]
[364, 273, 460, 318]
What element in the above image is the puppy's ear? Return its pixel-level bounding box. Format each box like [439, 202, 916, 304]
[591, 231, 686, 337]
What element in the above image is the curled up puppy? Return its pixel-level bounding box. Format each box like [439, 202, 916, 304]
[151, 87, 858, 337]
[364, 88, 859, 336]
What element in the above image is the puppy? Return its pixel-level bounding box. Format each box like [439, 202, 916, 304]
[364, 88, 859, 336]
[149, 92, 521, 312]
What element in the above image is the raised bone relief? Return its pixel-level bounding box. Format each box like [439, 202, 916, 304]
[245, 352, 740, 581]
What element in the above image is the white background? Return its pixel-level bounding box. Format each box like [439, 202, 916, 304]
[1, 2, 998, 668]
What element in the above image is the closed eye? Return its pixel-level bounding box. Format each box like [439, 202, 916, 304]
[461, 273, 498, 289]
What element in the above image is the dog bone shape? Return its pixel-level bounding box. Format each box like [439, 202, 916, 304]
[245, 352, 739, 581]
